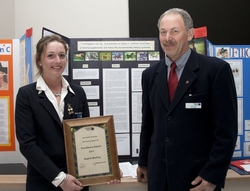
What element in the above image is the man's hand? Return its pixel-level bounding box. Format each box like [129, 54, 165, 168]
[137, 166, 148, 182]
[190, 176, 216, 191]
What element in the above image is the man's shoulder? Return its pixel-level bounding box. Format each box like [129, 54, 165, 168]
[143, 59, 165, 73]
[193, 51, 229, 67]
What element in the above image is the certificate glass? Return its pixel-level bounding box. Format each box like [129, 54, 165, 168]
[63, 115, 120, 186]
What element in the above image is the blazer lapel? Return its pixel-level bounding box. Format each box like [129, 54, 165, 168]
[38, 92, 62, 126]
[168, 51, 199, 113]
[63, 91, 77, 120]
[155, 60, 170, 111]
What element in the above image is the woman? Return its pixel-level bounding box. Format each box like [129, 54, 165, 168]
[16, 35, 92, 191]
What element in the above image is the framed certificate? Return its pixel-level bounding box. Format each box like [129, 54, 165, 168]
[63, 115, 120, 186]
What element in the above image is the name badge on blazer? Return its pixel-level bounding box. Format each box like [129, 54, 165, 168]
[185, 102, 202, 109]
[75, 112, 83, 118]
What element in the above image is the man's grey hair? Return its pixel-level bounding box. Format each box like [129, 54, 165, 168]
[157, 8, 193, 31]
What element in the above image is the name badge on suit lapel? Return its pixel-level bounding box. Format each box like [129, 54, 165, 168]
[185, 102, 202, 109]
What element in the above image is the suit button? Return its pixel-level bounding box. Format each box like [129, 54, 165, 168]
[166, 137, 170, 142]
[167, 116, 171, 120]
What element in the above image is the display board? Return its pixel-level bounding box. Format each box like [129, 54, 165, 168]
[209, 43, 250, 160]
[69, 38, 161, 160]
[0, 39, 15, 151]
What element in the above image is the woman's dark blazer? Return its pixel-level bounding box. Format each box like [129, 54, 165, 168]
[15, 82, 90, 191]
[138, 50, 238, 191]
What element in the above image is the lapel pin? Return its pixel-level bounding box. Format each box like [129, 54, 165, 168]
[67, 104, 74, 115]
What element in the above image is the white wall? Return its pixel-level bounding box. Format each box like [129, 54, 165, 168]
[15, 0, 129, 47]
[0, 0, 129, 165]
[0, 0, 15, 39]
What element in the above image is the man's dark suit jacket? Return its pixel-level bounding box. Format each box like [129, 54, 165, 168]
[15, 82, 90, 191]
[138, 50, 238, 191]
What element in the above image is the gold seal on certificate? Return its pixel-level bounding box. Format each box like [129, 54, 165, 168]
[63, 115, 120, 186]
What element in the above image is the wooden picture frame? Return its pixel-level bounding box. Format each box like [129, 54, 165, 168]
[63, 115, 120, 186]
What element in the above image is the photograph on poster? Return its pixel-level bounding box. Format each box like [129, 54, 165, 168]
[0, 61, 8, 90]
[100, 52, 111, 61]
[85, 52, 99, 61]
[137, 52, 148, 61]
[148, 51, 160, 60]
[124, 52, 136, 61]
[216, 47, 230, 58]
[73, 52, 84, 61]
[189, 37, 206, 55]
[112, 52, 123, 61]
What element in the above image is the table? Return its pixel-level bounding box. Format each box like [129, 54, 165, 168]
[0, 170, 250, 191]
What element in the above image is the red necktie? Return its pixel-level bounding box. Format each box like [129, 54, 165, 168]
[168, 62, 178, 102]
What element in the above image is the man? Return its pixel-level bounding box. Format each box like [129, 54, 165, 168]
[137, 8, 237, 191]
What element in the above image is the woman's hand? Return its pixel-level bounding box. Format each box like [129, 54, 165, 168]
[106, 168, 123, 185]
[60, 174, 84, 191]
